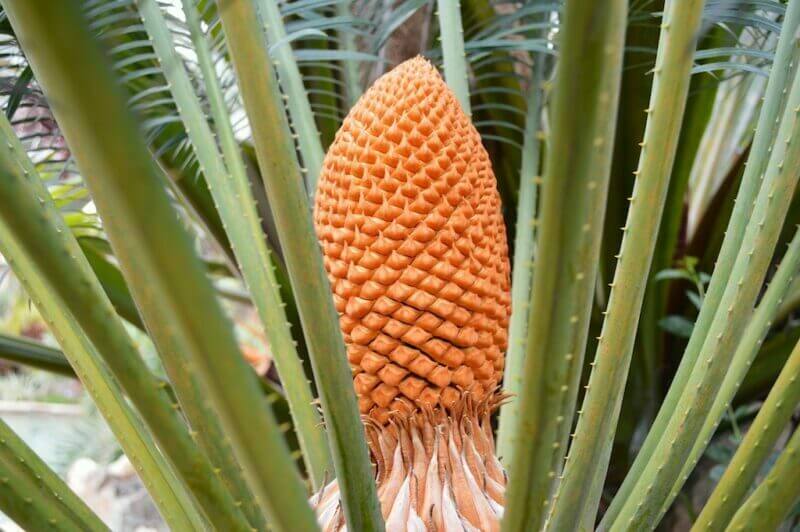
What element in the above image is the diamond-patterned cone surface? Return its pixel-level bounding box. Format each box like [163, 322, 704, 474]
[314, 57, 511, 423]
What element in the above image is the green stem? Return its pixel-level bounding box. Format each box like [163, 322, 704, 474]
[436, 0, 471, 114]
[637, 70, 719, 439]
[0, 121, 202, 531]
[214, 0, 383, 529]
[336, 1, 362, 106]
[775, 274, 800, 323]
[726, 425, 800, 531]
[78, 240, 145, 330]
[737, 326, 800, 404]
[694, 318, 800, 530]
[501, 2, 627, 530]
[608, 31, 800, 532]
[135, 3, 267, 528]
[146, 0, 331, 497]
[545, 2, 704, 529]
[0, 25, 254, 528]
[0, 417, 108, 532]
[189, 0, 332, 486]
[496, 63, 545, 465]
[257, 0, 325, 194]
[666, 228, 800, 519]
[0, 334, 74, 377]
[600, 1, 800, 523]
[5, 1, 317, 530]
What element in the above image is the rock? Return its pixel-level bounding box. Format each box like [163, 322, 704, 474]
[67, 455, 166, 532]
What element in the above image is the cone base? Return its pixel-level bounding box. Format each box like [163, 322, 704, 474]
[311, 394, 506, 531]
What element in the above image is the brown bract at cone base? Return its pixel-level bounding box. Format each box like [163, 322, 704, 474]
[313, 57, 511, 531]
[311, 394, 506, 531]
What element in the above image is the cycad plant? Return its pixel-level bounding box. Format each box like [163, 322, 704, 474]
[0, 0, 799, 531]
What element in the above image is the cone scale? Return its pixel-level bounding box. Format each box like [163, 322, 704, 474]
[313, 57, 511, 531]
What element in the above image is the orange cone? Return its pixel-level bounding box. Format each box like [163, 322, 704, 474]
[313, 57, 511, 531]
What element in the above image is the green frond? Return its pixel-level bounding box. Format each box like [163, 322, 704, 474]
[716, 340, 800, 530]
[502, 1, 628, 529]
[0, 333, 74, 377]
[602, 2, 800, 524]
[3, 1, 318, 529]
[0, 417, 107, 532]
[213, 0, 382, 529]
[609, 12, 800, 528]
[0, 110, 204, 530]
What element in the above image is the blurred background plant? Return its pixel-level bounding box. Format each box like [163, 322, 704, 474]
[0, 0, 798, 530]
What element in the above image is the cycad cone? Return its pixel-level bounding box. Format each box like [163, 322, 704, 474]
[313, 57, 511, 531]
